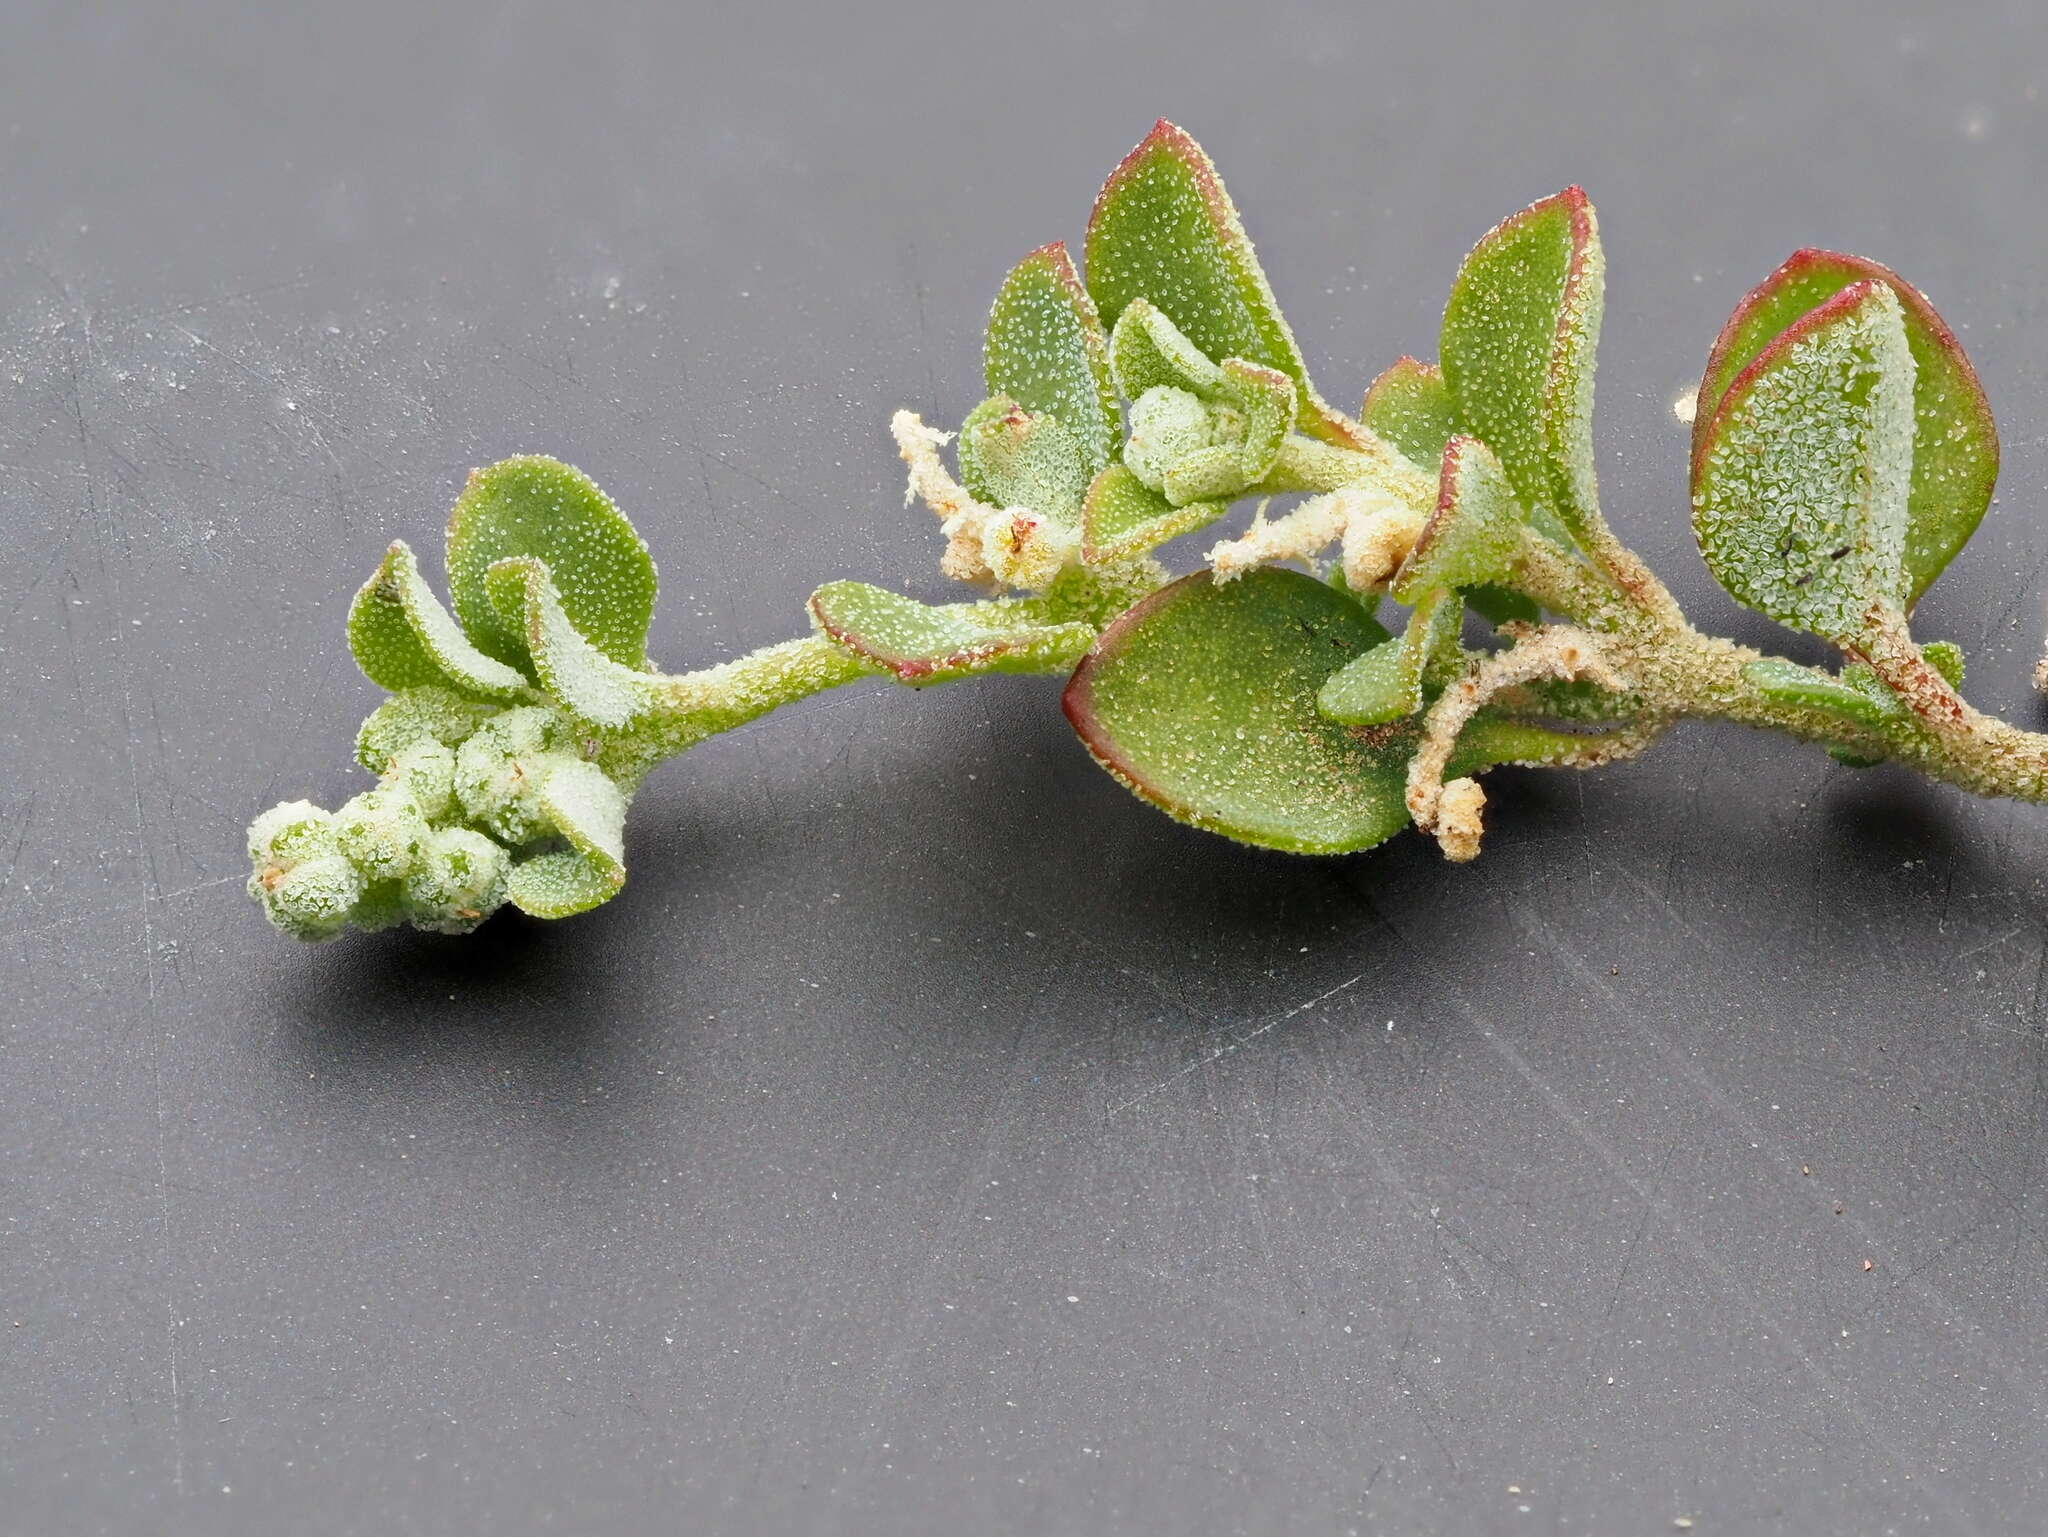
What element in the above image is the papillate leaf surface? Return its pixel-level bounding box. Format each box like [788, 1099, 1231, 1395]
[809, 581, 1095, 684]
[446, 456, 657, 673]
[1440, 189, 1604, 545]
[1361, 357, 1459, 470]
[1692, 282, 1915, 641]
[1693, 249, 1998, 607]
[1392, 437, 1525, 603]
[1080, 464, 1224, 565]
[985, 242, 1120, 474]
[487, 557, 659, 729]
[1084, 120, 1355, 446]
[1062, 568, 1414, 853]
[348, 540, 531, 700]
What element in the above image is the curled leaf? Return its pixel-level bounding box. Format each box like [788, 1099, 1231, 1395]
[1080, 464, 1224, 565]
[507, 848, 625, 919]
[347, 541, 531, 700]
[1391, 437, 1525, 604]
[446, 455, 657, 672]
[1062, 568, 1414, 853]
[486, 556, 659, 729]
[809, 581, 1095, 684]
[1694, 249, 1998, 607]
[1440, 188, 1604, 545]
[984, 242, 1119, 474]
[1084, 120, 1355, 446]
[1109, 299, 1228, 400]
[1317, 588, 1464, 727]
[1692, 282, 1915, 642]
[956, 395, 1091, 526]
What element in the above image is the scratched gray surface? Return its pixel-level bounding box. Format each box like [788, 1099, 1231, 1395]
[4, 1, 2048, 1533]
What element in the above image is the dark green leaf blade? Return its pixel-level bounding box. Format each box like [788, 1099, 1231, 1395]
[1440, 188, 1605, 545]
[1693, 249, 1999, 607]
[1062, 568, 1413, 853]
[985, 242, 1119, 474]
[1692, 281, 1915, 642]
[446, 456, 658, 672]
[1083, 120, 1354, 447]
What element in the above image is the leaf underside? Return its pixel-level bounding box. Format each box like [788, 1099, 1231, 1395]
[487, 556, 659, 729]
[1693, 249, 1998, 607]
[1361, 357, 1459, 471]
[1692, 281, 1915, 642]
[1062, 568, 1414, 854]
[348, 540, 530, 700]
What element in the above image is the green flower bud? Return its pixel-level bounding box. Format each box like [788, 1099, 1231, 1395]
[246, 799, 335, 866]
[355, 686, 501, 775]
[383, 740, 457, 820]
[349, 879, 413, 934]
[259, 854, 364, 942]
[404, 827, 511, 934]
[454, 705, 575, 844]
[332, 786, 431, 880]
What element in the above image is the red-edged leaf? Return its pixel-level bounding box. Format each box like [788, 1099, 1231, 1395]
[1083, 120, 1358, 448]
[1693, 249, 1998, 607]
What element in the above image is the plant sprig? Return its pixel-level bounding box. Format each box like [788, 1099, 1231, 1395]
[249, 119, 2038, 941]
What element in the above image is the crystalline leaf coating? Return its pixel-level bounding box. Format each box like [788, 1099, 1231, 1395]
[446, 455, 658, 672]
[1693, 249, 1998, 608]
[1062, 568, 1415, 854]
[984, 242, 1119, 475]
[1440, 188, 1604, 544]
[1692, 281, 1915, 642]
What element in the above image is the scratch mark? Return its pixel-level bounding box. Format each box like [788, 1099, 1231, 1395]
[1107, 970, 1370, 1119]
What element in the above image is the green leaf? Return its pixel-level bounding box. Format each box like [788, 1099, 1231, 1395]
[1692, 281, 1915, 642]
[1108, 299, 1228, 399]
[486, 556, 660, 729]
[1080, 464, 1224, 565]
[1742, 656, 1893, 729]
[1464, 587, 1541, 626]
[1391, 437, 1525, 603]
[1923, 640, 1965, 688]
[1316, 587, 1464, 726]
[956, 396, 1092, 525]
[1221, 358, 1293, 478]
[347, 540, 531, 700]
[507, 849, 624, 919]
[1693, 249, 1999, 608]
[809, 581, 1095, 684]
[1061, 567, 1415, 854]
[540, 758, 627, 871]
[984, 242, 1119, 474]
[1440, 188, 1604, 545]
[446, 455, 658, 673]
[1084, 120, 1355, 447]
[1361, 357, 1458, 469]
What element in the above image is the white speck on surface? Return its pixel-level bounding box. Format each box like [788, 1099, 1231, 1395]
[1672, 389, 1697, 425]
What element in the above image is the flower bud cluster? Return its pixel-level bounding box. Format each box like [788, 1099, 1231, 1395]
[246, 688, 602, 941]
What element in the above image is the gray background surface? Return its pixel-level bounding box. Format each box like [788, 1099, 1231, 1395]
[5, 1, 2048, 1532]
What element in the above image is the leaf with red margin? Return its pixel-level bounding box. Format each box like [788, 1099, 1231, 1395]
[984, 242, 1120, 476]
[1083, 120, 1359, 449]
[809, 581, 1095, 685]
[1691, 281, 1915, 642]
[1062, 568, 1412, 854]
[1440, 188, 1604, 547]
[1361, 357, 1459, 470]
[1692, 249, 1998, 608]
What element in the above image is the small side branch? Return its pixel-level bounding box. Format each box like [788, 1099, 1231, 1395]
[1407, 626, 1629, 861]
